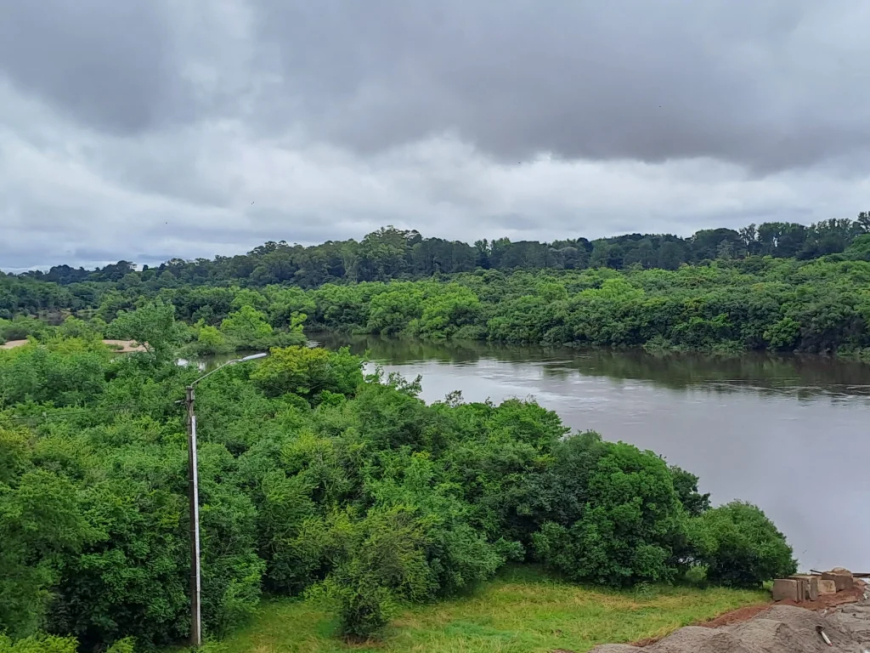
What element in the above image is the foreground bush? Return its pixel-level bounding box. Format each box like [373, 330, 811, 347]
[0, 634, 133, 653]
[309, 507, 433, 640]
[689, 501, 797, 587]
[0, 634, 78, 653]
[531, 436, 686, 585]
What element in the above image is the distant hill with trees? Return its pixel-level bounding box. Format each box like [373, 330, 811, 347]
[8, 213, 870, 293]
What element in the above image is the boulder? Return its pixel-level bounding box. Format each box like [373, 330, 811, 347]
[822, 569, 854, 592]
[818, 579, 837, 595]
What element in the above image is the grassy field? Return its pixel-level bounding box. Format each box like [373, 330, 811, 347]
[197, 567, 769, 653]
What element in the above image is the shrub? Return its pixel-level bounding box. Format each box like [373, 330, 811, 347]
[366, 452, 506, 596]
[107, 638, 136, 653]
[0, 633, 78, 653]
[310, 507, 433, 640]
[252, 346, 363, 402]
[0, 444, 90, 640]
[106, 301, 184, 359]
[689, 501, 796, 587]
[194, 324, 232, 355]
[670, 465, 711, 517]
[0, 343, 110, 408]
[764, 317, 801, 350]
[0, 317, 50, 343]
[532, 439, 686, 586]
[220, 306, 273, 341]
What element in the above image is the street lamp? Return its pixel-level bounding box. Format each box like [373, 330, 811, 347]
[184, 352, 267, 648]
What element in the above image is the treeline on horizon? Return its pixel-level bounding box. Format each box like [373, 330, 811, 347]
[2, 214, 870, 359]
[11, 213, 870, 288]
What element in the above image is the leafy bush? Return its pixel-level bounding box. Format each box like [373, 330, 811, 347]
[106, 300, 185, 359]
[764, 317, 801, 350]
[366, 452, 505, 596]
[310, 508, 433, 640]
[251, 345, 363, 402]
[689, 501, 796, 587]
[532, 438, 686, 586]
[106, 638, 136, 653]
[0, 341, 110, 408]
[317, 574, 395, 641]
[670, 465, 711, 517]
[366, 286, 425, 335]
[0, 633, 78, 653]
[192, 323, 232, 355]
[220, 306, 273, 342]
[0, 317, 50, 343]
[0, 429, 90, 639]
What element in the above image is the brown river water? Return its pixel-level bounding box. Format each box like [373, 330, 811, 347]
[308, 333, 870, 573]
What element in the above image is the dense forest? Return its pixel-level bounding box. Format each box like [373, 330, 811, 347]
[1, 318, 795, 651]
[2, 218, 870, 358]
[9, 214, 870, 291]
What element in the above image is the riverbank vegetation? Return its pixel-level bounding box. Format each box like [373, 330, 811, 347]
[0, 307, 795, 651]
[3, 219, 870, 358]
[5, 256, 870, 358]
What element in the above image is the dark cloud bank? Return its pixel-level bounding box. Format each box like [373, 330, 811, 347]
[2, 0, 870, 269]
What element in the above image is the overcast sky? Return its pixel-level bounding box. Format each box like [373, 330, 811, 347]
[2, 0, 870, 270]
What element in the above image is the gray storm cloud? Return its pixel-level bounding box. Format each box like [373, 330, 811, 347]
[251, 0, 870, 170]
[1, 0, 870, 269]
[0, 0, 178, 133]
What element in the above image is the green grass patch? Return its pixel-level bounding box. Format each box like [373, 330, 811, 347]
[196, 567, 768, 653]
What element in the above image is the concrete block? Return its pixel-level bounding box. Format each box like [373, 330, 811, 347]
[772, 578, 801, 602]
[790, 575, 819, 601]
[797, 578, 810, 601]
[818, 579, 837, 595]
[808, 576, 819, 601]
[822, 571, 854, 592]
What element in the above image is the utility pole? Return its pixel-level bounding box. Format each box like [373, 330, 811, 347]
[186, 384, 202, 649]
[183, 352, 267, 648]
